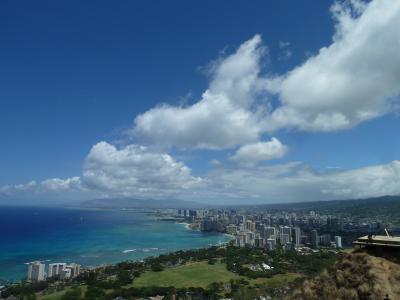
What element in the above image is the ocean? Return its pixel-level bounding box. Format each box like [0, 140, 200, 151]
[0, 206, 231, 282]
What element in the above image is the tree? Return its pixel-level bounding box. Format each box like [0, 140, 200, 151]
[61, 287, 82, 300]
[26, 294, 37, 300]
[84, 286, 105, 300]
[117, 270, 133, 285]
[151, 263, 164, 272]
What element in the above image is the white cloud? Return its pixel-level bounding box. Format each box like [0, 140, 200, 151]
[0, 177, 83, 199]
[133, 35, 268, 150]
[133, 0, 400, 152]
[209, 159, 221, 166]
[230, 137, 288, 165]
[204, 160, 400, 203]
[41, 177, 82, 192]
[82, 141, 203, 199]
[2, 151, 400, 204]
[3, 0, 400, 205]
[266, 0, 400, 131]
[0, 180, 37, 195]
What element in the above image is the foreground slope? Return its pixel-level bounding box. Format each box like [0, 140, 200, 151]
[287, 250, 400, 300]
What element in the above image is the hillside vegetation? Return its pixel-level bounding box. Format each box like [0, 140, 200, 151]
[287, 250, 400, 300]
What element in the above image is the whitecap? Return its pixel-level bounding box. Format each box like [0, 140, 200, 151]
[122, 249, 137, 254]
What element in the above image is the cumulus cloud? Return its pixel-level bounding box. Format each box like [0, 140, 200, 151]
[0, 180, 37, 195]
[0, 141, 203, 201]
[266, 0, 400, 131]
[133, 0, 400, 151]
[0, 177, 83, 198]
[3, 0, 400, 205]
[230, 137, 288, 165]
[81, 141, 203, 199]
[41, 177, 82, 191]
[133, 35, 268, 150]
[2, 152, 400, 204]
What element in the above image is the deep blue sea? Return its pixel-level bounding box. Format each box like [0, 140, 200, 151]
[0, 206, 231, 282]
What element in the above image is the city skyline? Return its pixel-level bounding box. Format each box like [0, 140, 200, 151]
[1, 0, 400, 205]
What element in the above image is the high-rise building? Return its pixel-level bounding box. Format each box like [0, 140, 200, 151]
[226, 225, 238, 235]
[65, 263, 81, 278]
[254, 236, 265, 248]
[280, 233, 290, 245]
[60, 268, 72, 280]
[48, 263, 66, 278]
[310, 230, 319, 249]
[266, 238, 276, 251]
[320, 234, 331, 246]
[27, 261, 45, 282]
[280, 226, 292, 243]
[293, 227, 301, 246]
[335, 236, 342, 248]
[263, 226, 276, 239]
[245, 220, 256, 232]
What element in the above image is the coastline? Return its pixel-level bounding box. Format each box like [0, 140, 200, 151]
[177, 222, 198, 231]
[178, 222, 235, 245]
[224, 233, 236, 240]
[0, 207, 231, 282]
[85, 226, 234, 272]
[0, 207, 229, 282]
[70, 224, 233, 276]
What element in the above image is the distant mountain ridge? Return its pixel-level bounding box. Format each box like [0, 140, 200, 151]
[229, 195, 400, 211]
[71, 195, 400, 211]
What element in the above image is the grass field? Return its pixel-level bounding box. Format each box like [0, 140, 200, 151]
[133, 261, 302, 289]
[133, 261, 242, 288]
[37, 263, 302, 299]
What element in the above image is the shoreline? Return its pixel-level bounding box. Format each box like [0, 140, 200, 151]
[178, 222, 235, 245]
[177, 222, 197, 231]
[177, 222, 236, 237]
[2, 218, 231, 283]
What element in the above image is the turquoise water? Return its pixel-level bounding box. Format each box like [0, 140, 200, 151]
[0, 206, 231, 282]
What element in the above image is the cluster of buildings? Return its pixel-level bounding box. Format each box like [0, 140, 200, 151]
[170, 208, 346, 251]
[227, 220, 342, 250]
[26, 261, 81, 282]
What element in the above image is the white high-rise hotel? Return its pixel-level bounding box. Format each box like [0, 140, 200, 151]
[48, 263, 67, 277]
[27, 261, 81, 281]
[27, 261, 45, 282]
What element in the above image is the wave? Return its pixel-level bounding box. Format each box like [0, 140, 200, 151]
[122, 249, 137, 253]
[123, 247, 159, 253]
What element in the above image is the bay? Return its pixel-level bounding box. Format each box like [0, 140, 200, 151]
[0, 206, 230, 282]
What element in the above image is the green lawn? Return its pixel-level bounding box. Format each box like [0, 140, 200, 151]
[133, 261, 242, 288]
[38, 263, 302, 299]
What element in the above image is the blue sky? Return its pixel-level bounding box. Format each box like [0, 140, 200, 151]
[1, 0, 400, 205]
